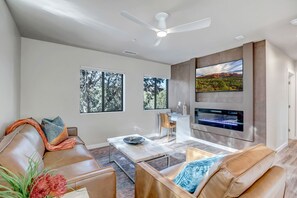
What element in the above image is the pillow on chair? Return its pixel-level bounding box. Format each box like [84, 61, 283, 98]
[41, 116, 68, 146]
[173, 155, 225, 193]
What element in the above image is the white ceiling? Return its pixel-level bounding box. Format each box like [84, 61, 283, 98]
[6, 0, 297, 64]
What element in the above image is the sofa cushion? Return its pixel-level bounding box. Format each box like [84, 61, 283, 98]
[54, 159, 101, 179]
[19, 124, 45, 157]
[0, 125, 23, 152]
[0, 128, 44, 175]
[238, 166, 286, 198]
[173, 155, 224, 193]
[43, 144, 93, 169]
[195, 144, 275, 198]
[160, 163, 184, 180]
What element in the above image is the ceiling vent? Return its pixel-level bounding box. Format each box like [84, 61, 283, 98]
[235, 35, 245, 40]
[290, 18, 297, 25]
[122, 50, 137, 56]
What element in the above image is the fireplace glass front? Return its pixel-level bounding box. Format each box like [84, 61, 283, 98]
[195, 108, 244, 131]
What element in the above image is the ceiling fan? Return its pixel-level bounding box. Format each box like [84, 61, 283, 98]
[121, 11, 211, 46]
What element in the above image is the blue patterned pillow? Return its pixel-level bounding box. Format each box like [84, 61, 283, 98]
[173, 155, 225, 193]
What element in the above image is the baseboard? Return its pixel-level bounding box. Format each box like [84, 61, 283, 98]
[86, 142, 109, 149]
[276, 142, 288, 152]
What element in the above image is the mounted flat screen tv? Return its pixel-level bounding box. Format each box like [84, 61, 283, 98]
[196, 59, 243, 93]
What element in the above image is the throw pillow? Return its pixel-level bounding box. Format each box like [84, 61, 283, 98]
[41, 116, 68, 146]
[173, 154, 225, 193]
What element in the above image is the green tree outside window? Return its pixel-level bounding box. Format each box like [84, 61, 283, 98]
[80, 69, 123, 113]
[144, 77, 168, 110]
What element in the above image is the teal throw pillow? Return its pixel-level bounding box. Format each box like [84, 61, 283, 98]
[173, 154, 225, 193]
[41, 116, 68, 145]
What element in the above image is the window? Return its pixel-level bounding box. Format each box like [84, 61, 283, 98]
[80, 69, 123, 113]
[143, 77, 168, 110]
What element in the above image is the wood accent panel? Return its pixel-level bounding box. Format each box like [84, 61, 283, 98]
[196, 92, 242, 103]
[169, 58, 195, 113]
[196, 47, 243, 67]
[253, 40, 266, 145]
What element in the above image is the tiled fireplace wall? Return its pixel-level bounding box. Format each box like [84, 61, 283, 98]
[169, 41, 266, 149]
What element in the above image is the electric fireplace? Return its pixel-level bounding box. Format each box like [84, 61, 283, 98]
[195, 108, 244, 131]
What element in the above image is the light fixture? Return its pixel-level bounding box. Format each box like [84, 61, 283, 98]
[157, 31, 167, 38]
[235, 35, 245, 40]
[290, 18, 297, 25]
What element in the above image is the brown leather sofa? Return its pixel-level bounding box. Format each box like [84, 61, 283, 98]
[0, 124, 116, 198]
[135, 144, 286, 198]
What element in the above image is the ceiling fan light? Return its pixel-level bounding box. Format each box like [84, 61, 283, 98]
[157, 31, 167, 37]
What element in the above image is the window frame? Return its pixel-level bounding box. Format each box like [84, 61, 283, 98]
[80, 68, 124, 114]
[143, 76, 169, 110]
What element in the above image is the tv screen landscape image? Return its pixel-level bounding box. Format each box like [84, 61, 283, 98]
[196, 59, 243, 93]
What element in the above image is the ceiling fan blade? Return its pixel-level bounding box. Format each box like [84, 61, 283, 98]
[121, 11, 160, 32]
[167, 17, 211, 34]
[154, 38, 162, 46]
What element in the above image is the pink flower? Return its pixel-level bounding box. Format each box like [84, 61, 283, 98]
[30, 174, 51, 198]
[48, 174, 67, 197]
[29, 174, 67, 198]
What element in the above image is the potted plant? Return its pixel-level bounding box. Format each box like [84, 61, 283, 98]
[0, 157, 67, 198]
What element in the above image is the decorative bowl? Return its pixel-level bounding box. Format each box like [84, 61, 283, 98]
[123, 136, 145, 145]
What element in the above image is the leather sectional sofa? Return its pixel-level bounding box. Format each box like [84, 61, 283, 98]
[135, 144, 286, 198]
[0, 124, 116, 198]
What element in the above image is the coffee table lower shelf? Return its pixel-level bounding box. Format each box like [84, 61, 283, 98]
[108, 143, 170, 183]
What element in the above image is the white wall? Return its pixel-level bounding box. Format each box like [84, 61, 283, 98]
[20, 38, 170, 146]
[266, 41, 295, 150]
[0, 1, 21, 136]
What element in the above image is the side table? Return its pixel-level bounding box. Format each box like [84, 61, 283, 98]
[62, 188, 89, 198]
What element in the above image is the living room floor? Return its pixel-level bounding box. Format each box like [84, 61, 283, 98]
[275, 139, 297, 198]
[90, 136, 231, 198]
[90, 138, 297, 198]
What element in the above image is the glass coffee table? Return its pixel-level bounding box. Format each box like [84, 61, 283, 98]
[107, 134, 172, 183]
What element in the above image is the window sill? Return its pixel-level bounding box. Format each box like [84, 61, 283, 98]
[80, 111, 125, 115]
[143, 109, 171, 112]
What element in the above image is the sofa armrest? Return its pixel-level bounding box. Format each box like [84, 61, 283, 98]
[67, 127, 78, 136]
[135, 162, 194, 198]
[186, 147, 214, 162]
[239, 166, 286, 198]
[67, 167, 116, 198]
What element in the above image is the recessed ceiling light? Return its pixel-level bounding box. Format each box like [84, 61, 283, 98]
[290, 18, 297, 25]
[235, 35, 245, 40]
[122, 50, 137, 56]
